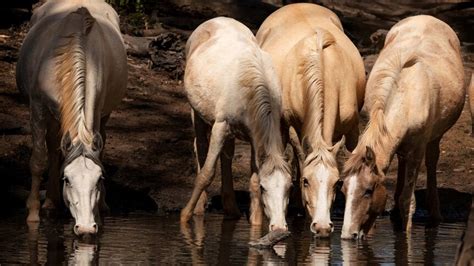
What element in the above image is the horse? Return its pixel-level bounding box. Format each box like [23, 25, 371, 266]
[256, 3, 365, 237]
[341, 15, 465, 239]
[469, 73, 474, 137]
[16, 0, 127, 236]
[180, 17, 292, 231]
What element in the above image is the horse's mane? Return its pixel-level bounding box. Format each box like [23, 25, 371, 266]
[239, 53, 289, 176]
[55, 7, 95, 146]
[301, 28, 334, 141]
[296, 29, 337, 169]
[344, 52, 417, 176]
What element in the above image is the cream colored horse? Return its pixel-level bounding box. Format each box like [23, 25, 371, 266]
[16, 0, 127, 235]
[180, 17, 292, 231]
[256, 3, 365, 237]
[341, 15, 465, 239]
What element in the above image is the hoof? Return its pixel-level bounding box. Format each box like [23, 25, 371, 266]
[426, 215, 443, 228]
[41, 199, 57, 210]
[193, 208, 205, 216]
[27, 212, 40, 223]
[180, 209, 193, 224]
[224, 210, 241, 220]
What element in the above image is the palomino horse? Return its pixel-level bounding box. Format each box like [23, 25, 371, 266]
[180, 17, 292, 231]
[256, 3, 365, 237]
[469, 73, 474, 136]
[341, 15, 465, 239]
[16, 0, 127, 235]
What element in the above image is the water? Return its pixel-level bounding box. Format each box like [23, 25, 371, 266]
[0, 212, 466, 264]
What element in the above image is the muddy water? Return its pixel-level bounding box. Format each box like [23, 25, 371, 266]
[0, 213, 465, 264]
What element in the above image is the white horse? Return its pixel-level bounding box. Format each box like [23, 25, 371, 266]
[16, 0, 127, 236]
[256, 3, 365, 237]
[180, 17, 292, 231]
[341, 15, 466, 239]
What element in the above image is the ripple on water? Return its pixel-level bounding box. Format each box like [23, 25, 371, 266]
[0, 213, 466, 264]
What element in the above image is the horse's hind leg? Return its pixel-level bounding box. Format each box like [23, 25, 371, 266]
[27, 102, 48, 222]
[425, 137, 442, 227]
[249, 146, 263, 225]
[42, 115, 61, 211]
[180, 120, 229, 223]
[191, 109, 210, 215]
[221, 138, 241, 219]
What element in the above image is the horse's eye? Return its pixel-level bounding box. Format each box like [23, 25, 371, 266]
[303, 178, 309, 187]
[63, 177, 71, 186]
[364, 188, 373, 197]
[260, 185, 266, 193]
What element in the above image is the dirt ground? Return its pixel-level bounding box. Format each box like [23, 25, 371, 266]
[0, 1, 472, 215]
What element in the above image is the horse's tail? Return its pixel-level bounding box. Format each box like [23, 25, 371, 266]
[55, 7, 96, 145]
[301, 28, 335, 140]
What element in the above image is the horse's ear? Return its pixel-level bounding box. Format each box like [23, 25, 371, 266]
[330, 136, 345, 156]
[365, 146, 375, 164]
[61, 133, 73, 154]
[364, 146, 380, 174]
[92, 132, 103, 152]
[302, 137, 313, 156]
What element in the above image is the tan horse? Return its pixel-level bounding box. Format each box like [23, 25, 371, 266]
[16, 0, 127, 235]
[341, 15, 465, 239]
[180, 17, 292, 231]
[256, 3, 365, 237]
[469, 73, 474, 136]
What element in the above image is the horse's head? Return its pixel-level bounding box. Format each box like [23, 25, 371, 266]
[300, 137, 345, 237]
[259, 156, 292, 232]
[341, 146, 387, 240]
[61, 133, 105, 236]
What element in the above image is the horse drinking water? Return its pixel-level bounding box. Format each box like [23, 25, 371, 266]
[341, 15, 466, 239]
[256, 3, 366, 237]
[180, 17, 292, 232]
[16, 0, 127, 236]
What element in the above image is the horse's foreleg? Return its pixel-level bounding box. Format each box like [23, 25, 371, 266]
[191, 109, 210, 215]
[392, 154, 406, 226]
[98, 115, 110, 213]
[27, 103, 48, 222]
[425, 137, 442, 227]
[42, 117, 61, 211]
[249, 147, 263, 225]
[288, 126, 305, 213]
[344, 118, 360, 152]
[180, 120, 228, 223]
[398, 149, 424, 232]
[221, 138, 241, 219]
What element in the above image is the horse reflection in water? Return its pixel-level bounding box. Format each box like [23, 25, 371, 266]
[27, 221, 99, 265]
[181, 218, 286, 265]
[69, 241, 99, 266]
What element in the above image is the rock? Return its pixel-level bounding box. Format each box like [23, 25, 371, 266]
[149, 32, 186, 78]
[248, 229, 291, 249]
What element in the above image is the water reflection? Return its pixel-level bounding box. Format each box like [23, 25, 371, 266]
[0, 214, 464, 264]
[69, 241, 99, 266]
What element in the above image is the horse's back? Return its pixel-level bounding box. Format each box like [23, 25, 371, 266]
[17, 1, 127, 117]
[256, 3, 365, 133]
[368, 15, 464, 140]
[185, 17, 268, 125]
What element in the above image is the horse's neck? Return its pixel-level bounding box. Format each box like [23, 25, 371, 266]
[359, 114, 404, 174]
